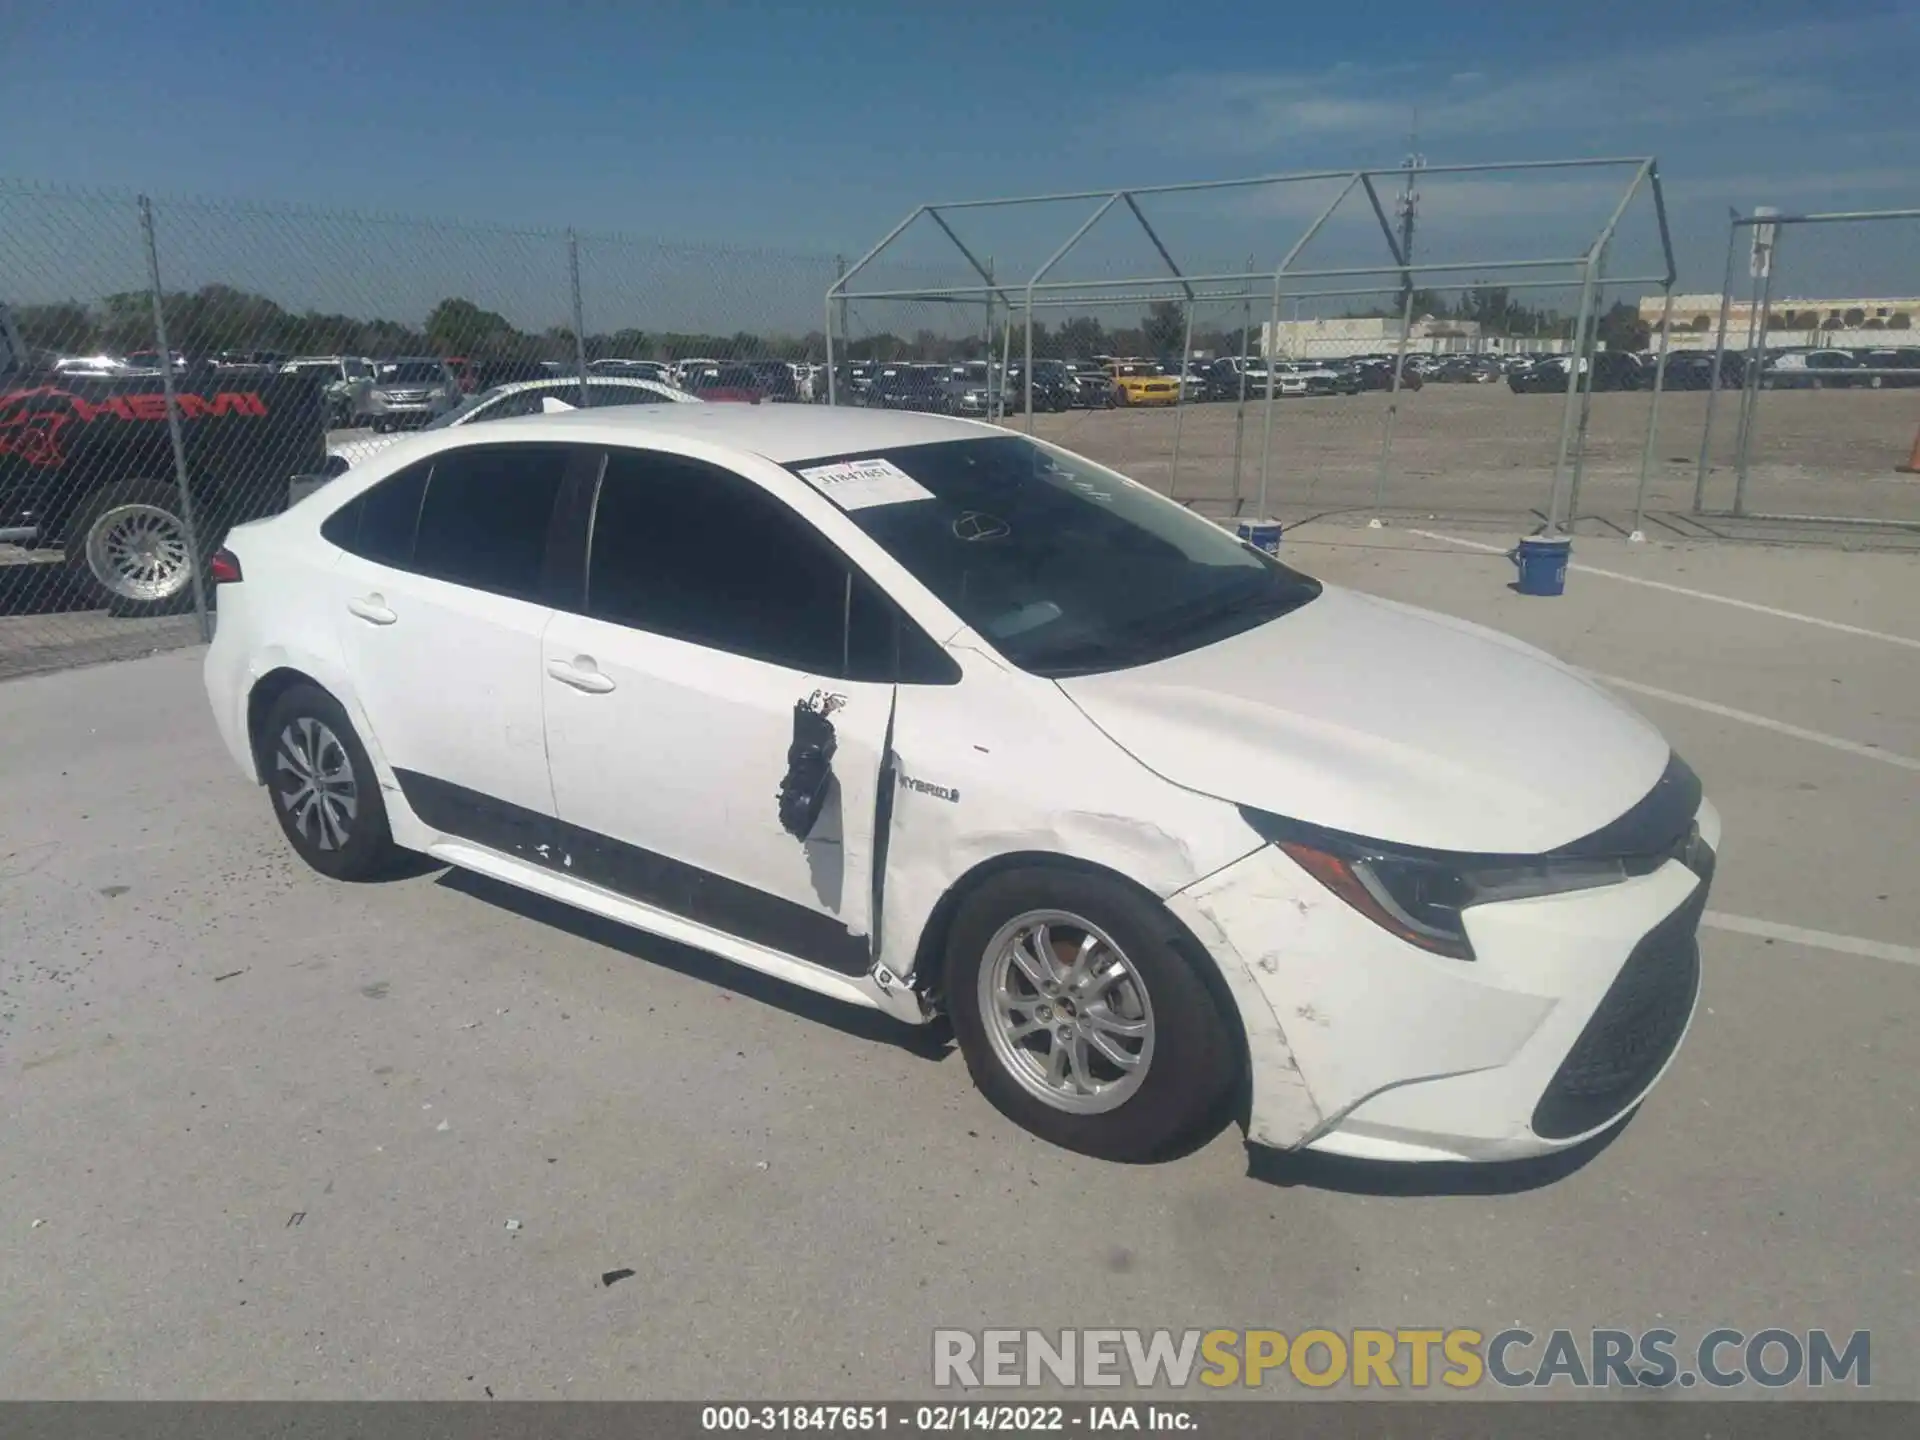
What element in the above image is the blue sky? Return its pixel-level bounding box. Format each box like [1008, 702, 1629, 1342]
[2, 0, 1915, 331]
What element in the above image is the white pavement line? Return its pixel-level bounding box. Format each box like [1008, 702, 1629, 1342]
[1590, 673, 1920, 774]
[1406, 530, 1920, 651]
[1703, 912, 1920, 968]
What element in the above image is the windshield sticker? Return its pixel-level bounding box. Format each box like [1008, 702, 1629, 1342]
[798, 457, 935, 511]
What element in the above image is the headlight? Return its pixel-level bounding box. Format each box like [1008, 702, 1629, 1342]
[1240, 807, 1655, 960]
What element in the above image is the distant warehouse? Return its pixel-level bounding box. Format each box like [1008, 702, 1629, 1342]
[1641, 293, 1918, 350]
[1260, 315, 1572, 359]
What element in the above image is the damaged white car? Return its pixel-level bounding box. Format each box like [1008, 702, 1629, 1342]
[204, 406, 1717, 1165]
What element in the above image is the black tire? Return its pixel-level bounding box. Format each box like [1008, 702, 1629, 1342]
[62, 479, 202, 617]
[945, 867, 1240, 1162]
[258, 683, 399, 882]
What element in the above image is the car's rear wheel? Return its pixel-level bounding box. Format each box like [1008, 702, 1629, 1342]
[259, 683, 399, 882]
[946, 868, 1239, 1162]
[64, 479, 201, 616]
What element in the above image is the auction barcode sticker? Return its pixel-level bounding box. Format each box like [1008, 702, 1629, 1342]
[798, 457, 935, 511]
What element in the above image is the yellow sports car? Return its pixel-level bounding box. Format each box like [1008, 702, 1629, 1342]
[1105, 361, 1182, 407]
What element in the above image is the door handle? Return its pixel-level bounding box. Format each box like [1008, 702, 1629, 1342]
[547, 657, 615, 694]
[347, 594, 397, 625]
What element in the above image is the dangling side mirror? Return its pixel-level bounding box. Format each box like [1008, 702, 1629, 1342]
[776, 697, 839, 840]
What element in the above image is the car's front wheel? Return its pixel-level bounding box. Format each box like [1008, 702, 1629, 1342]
[258, 683, 399, 881]
[946, 868, 1240, 1162]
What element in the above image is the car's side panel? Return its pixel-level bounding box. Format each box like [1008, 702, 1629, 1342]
[331, 551, 559, 828]
[541, 613, 895, 965]
[203, 516, 358, 783]
[427, 837, 893, 1014]
[874, 643, 1272, 988]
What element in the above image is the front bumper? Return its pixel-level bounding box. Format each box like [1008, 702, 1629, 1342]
[363, 393, 454, 420]
[1168, 799, 1719, 1162]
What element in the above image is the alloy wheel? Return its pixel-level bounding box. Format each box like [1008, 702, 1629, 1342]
[977, 910, 1155, 1114]
[275, 717, 359, 851]
[85, 503, 191, 602]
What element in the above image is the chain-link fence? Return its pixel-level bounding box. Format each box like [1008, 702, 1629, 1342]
[17, 171, 1904, 681]
[1692, 206, 1920, 531]
[0, 181, 855, 679]
[828, 160, 1686, 542]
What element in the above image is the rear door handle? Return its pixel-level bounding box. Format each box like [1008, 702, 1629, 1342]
[347, 594, 397, 625]
[547, 657, 615, 694]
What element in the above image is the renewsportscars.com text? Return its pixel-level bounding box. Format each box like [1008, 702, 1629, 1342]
[932, 1327, 1871, 1391]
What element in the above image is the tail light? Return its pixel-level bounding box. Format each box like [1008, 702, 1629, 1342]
[209, 548, 243, 584]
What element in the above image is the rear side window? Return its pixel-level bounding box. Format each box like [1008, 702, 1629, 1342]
[412, 445, 571, 601]
[320, 458, 430, 566]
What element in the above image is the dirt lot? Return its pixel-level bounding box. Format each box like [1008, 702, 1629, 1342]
[1023, 384, 1920, 539]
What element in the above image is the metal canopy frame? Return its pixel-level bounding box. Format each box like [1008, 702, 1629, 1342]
[827, 157, 1677, 534]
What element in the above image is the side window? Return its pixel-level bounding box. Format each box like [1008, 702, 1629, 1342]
[320, 458, 430, 567]
[411, 445, 571, 601]
[586, 451, 845, 673]
[585, 449, 953, 681]
[586, 383, 668, 409]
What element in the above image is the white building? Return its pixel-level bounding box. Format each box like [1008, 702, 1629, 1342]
[1640, 293, 1918, 351]
[1260, 315, 1569, 359]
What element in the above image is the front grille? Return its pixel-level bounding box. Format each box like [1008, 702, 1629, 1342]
[1531, 885, 1706, 1140]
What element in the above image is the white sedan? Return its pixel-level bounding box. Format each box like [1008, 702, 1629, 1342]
[205, 406, 1717, 1165]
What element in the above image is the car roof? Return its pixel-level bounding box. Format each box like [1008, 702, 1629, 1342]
[486, 374, 690, 398]
[472, 399, 994, 462]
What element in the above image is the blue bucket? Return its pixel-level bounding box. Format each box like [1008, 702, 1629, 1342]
[1236, 519, 1283, 555]
[1510, 535, 1571, 596]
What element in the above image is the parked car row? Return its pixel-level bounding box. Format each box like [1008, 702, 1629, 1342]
[1755, 346, 1920, 390]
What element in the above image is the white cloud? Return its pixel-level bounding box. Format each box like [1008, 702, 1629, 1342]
[1136, 15, 1909, 156]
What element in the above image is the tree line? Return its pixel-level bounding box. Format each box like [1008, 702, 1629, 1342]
[13, 282, 1650, 369]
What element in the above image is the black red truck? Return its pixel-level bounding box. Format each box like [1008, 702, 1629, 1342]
[1, 311, 327, 615]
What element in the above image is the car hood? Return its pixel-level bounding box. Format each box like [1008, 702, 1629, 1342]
[1056, 584, 1671, 853]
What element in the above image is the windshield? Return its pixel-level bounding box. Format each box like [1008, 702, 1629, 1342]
[874, 370, 938, 392]
[377, 361, 445, 384]
[788, 435, 1320, 676]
